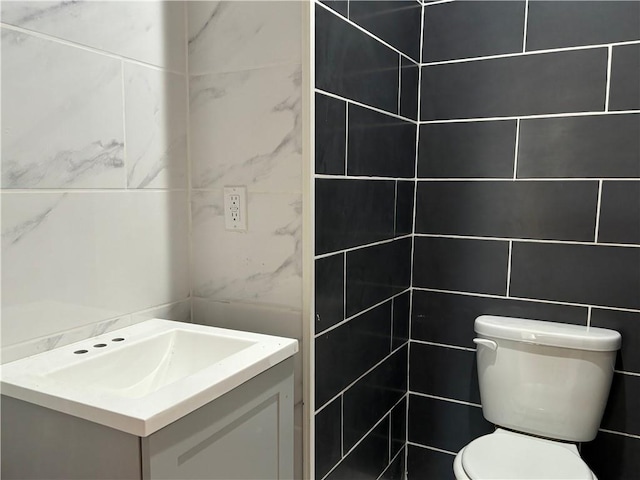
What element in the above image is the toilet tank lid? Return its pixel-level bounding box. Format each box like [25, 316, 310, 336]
[475, 316, 621, 351]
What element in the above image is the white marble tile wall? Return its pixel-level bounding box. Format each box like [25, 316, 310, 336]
[188, 0, 304, 319]
[1, 2, 190, 359]
[189, 63, 302, 192]
[188, 0, 302, 75]
[191, 190, 302, 310]
[1, 1, 186, 72]
[2, 192, 190, 346]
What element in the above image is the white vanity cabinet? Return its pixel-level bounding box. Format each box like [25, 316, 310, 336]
[2, 359, 294, 480]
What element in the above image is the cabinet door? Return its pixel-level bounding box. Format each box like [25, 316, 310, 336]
[143, 359, 294, 480]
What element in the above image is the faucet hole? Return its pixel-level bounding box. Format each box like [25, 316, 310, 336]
[111, 337, 125, 342]
[93, 343, 107, 348]
[74, 350, 89, 354]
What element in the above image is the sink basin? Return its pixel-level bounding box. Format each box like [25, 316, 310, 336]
[0, 319, 298, 436]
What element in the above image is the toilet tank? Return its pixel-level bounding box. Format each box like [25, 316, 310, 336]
[474, 316, 621, 442]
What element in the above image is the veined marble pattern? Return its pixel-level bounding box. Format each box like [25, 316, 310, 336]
[125, 64, 188, 189]
[190, 64, 302, 192]
[191, 190, 303, 310]
[187, 0, 301, 75]
[1, 191, 190, 347]
[0, 1, 186, 72]
[2, 299, 191, 364]
[1, 29, 125, 189]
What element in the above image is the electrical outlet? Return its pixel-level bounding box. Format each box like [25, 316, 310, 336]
[223, 186, 247, 231]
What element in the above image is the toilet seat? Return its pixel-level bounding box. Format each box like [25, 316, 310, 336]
[456, 430, 595, 480]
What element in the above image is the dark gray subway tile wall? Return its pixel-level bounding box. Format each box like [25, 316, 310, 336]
[346, 105, 416, 178]
[315, 1, 640, 477]
[410, 2, 640, 478]
[598, 182, 640, 245]
[346, 237, 412, 317]
[418, 121, 517, 178]
[314, 2, 419, 476]
[315, 178, 395, 254]
[349, 1, 422, 62]
[517, 114, 640, 178]
[421, 48, 608, 120]
[315, 93, 346, 175]
[422, 1, 526, 62]
[609, 44, 640, 111]
[413, 237, 509, 295]
[316, 4, 399, 114]
[526, 1, 640, 51]
[408, 395, 493, 453]
[415, 181, 599, 241]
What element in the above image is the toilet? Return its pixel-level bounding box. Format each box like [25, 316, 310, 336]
[454, 315, 622, 480]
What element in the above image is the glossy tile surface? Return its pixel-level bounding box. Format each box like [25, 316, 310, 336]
[418, 121, 517, 178]
[315, 179, 395, 254]
[415, 181, 598, 241]
[191, 191, 302, 310]
[1, 1, 186, 71]
[408, 395, 493, 452]
[591, 309, 640, 374]
[347, 105, 416, 178]
[124, 64, 187, 189]
[326, 419, 390, 480]
[1, 192, 189, 346]
[421, 49, 608, 120]
[187, 0, 301, 75]
[410, 344, 480, 404]
[350, 0, 422, 61]
[1, 29, 124, 189]
[316, 4, 399, 113]
[395, 181, 415, 237]
[400, 58, 419, 120]
[601, 373, 640, 436]
[423, 1, 525, 62]
[517, 114, 640, 178]
[190, 64, 302, 192]
[526, 1, 640, 51]
[582, 431, 640, 480]
[315, 302, 392, 407]
[413, 237, 509, 295]
[346, 238, 412, 317]
[510, 242, 640, 310]
[343, 346, 407, 450]
[598, 181, 640, 245]
[411, 290, 587, 349]
[315, 398, 342, 479]
[316, 93, 346, 175]
[407, 446, 455, 480]
[315, 254, 345, 334]
[609, 44, 640, 111]
[392, 292, 410, 350]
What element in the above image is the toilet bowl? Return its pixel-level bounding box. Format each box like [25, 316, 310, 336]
[453, 429, 598, 480]
[453, 316, 621, 480]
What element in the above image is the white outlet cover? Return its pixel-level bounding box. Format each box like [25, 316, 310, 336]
[223, 186, 247, 231]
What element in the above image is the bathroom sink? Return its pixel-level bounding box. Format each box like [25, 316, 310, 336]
[0, 319, 298, 436]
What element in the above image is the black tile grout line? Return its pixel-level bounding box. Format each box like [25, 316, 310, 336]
[413, 234, 640, 250]
[314, 234, 413, 260]
[411, 286, 640, 315]
[319, 393, 409, 480]
[408, 391, 482, 409]
[314, 343, 409, 414]
[418, 109, 640, 124]
[420, 39, 640, 67]
[599, 428, 640, 440]
[605, 45, 614, 112]
[376, 446, 407, 480]
[315, 0, 422, 65]
[315, 88, 419, 125]
[314, 287, 412, 339]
